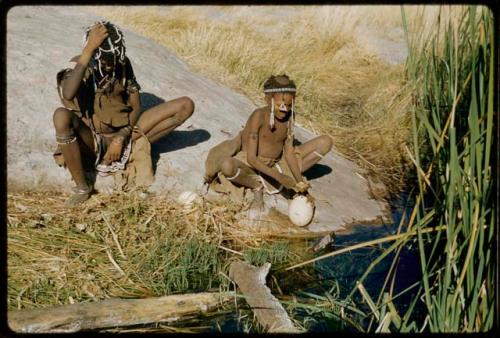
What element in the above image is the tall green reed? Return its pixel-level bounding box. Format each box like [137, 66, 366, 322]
[276, 6, 494, 332]
[351, 5, 495, 332]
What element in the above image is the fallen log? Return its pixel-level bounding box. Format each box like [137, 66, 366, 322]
[8, 292, 234, 333]
[229, 261, 302, 333]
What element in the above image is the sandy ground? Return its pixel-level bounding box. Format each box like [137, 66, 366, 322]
[7, 6, 392, 233]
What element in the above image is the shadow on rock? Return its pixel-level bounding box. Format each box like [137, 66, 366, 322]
[290, 138, 333, 180]
[303, 163, 332, 181]
[151, 129, 211, 173]
[139, 92, 211, 173]
[140, 92, 165, 111]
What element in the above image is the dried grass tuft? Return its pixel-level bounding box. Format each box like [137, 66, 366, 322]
[7, 190, 313, 310]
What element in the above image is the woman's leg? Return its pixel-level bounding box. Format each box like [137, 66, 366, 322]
[296, 135, 333, 173]
[220, 157, 261, 189]
[133, 96, 194, 143]
[53, 107, 96, 206]
[220, 156, 265, 213]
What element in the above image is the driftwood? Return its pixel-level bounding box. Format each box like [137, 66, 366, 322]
[8, 292, 233, 333]
[229, 261, 301, 333]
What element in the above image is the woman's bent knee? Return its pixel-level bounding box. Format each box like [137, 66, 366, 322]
[179, 96, 195, 120]
[53, 107, 73, 131]
[220, 157, 236, 177]
[319, 135, 333, 154]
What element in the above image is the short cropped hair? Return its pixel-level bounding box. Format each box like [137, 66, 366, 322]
[263, 74, 296, 93]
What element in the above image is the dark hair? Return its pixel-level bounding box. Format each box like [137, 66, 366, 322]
[263, 74, 296, 93]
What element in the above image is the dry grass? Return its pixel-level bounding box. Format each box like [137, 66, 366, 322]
[7, 190, 314, 311]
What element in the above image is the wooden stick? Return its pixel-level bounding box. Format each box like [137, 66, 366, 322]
[218, 244, 244, 256]
[102, 212, 126, 260]
[8, 292, 234, 333]
[229, 261, 301, 333]
[105, 248, 126, 277]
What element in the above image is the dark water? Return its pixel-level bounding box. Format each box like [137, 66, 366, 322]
[200, 193, 425, 333]
[285, 193, 424, 332]
[315, 193, 417, 298]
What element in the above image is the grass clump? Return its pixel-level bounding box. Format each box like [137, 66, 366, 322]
[7, 190, 312, 312]
[139, 237, 222, 294]
[243, 241, 290, 267]
[398, 5, 495, 332]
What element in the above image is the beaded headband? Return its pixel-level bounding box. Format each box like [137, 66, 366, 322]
[263, 87, 297, 93]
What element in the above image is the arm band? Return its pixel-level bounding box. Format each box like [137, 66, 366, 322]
[117, 125, 133, 139]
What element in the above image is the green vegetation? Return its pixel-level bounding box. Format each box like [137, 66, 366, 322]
[243, 241, 290, 267]
[400, 5, 495, 331]
[310, 5, 495, 332]
[7, 191, 311, 311]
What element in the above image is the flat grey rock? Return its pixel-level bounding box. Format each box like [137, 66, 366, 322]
[7, 6, 391, 233]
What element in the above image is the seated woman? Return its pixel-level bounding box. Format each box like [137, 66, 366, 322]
[204, 74, 332, 214]
[53, 21, 195, 207]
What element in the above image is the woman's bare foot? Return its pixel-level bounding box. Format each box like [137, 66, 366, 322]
[246, 188, 266, 222]
[64, 185, 93, 207]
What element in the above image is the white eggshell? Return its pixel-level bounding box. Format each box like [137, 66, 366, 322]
[177, 191, 198, 206]
[288, 195, 315, 227]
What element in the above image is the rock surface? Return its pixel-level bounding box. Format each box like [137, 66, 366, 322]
[7, 6, 391, 232]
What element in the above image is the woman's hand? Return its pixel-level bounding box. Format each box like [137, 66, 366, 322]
[294, 181, 311, 193]
[102, 136, 124, 164]
[83, 23, 109, 54]
[278, 174, 297, 189]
